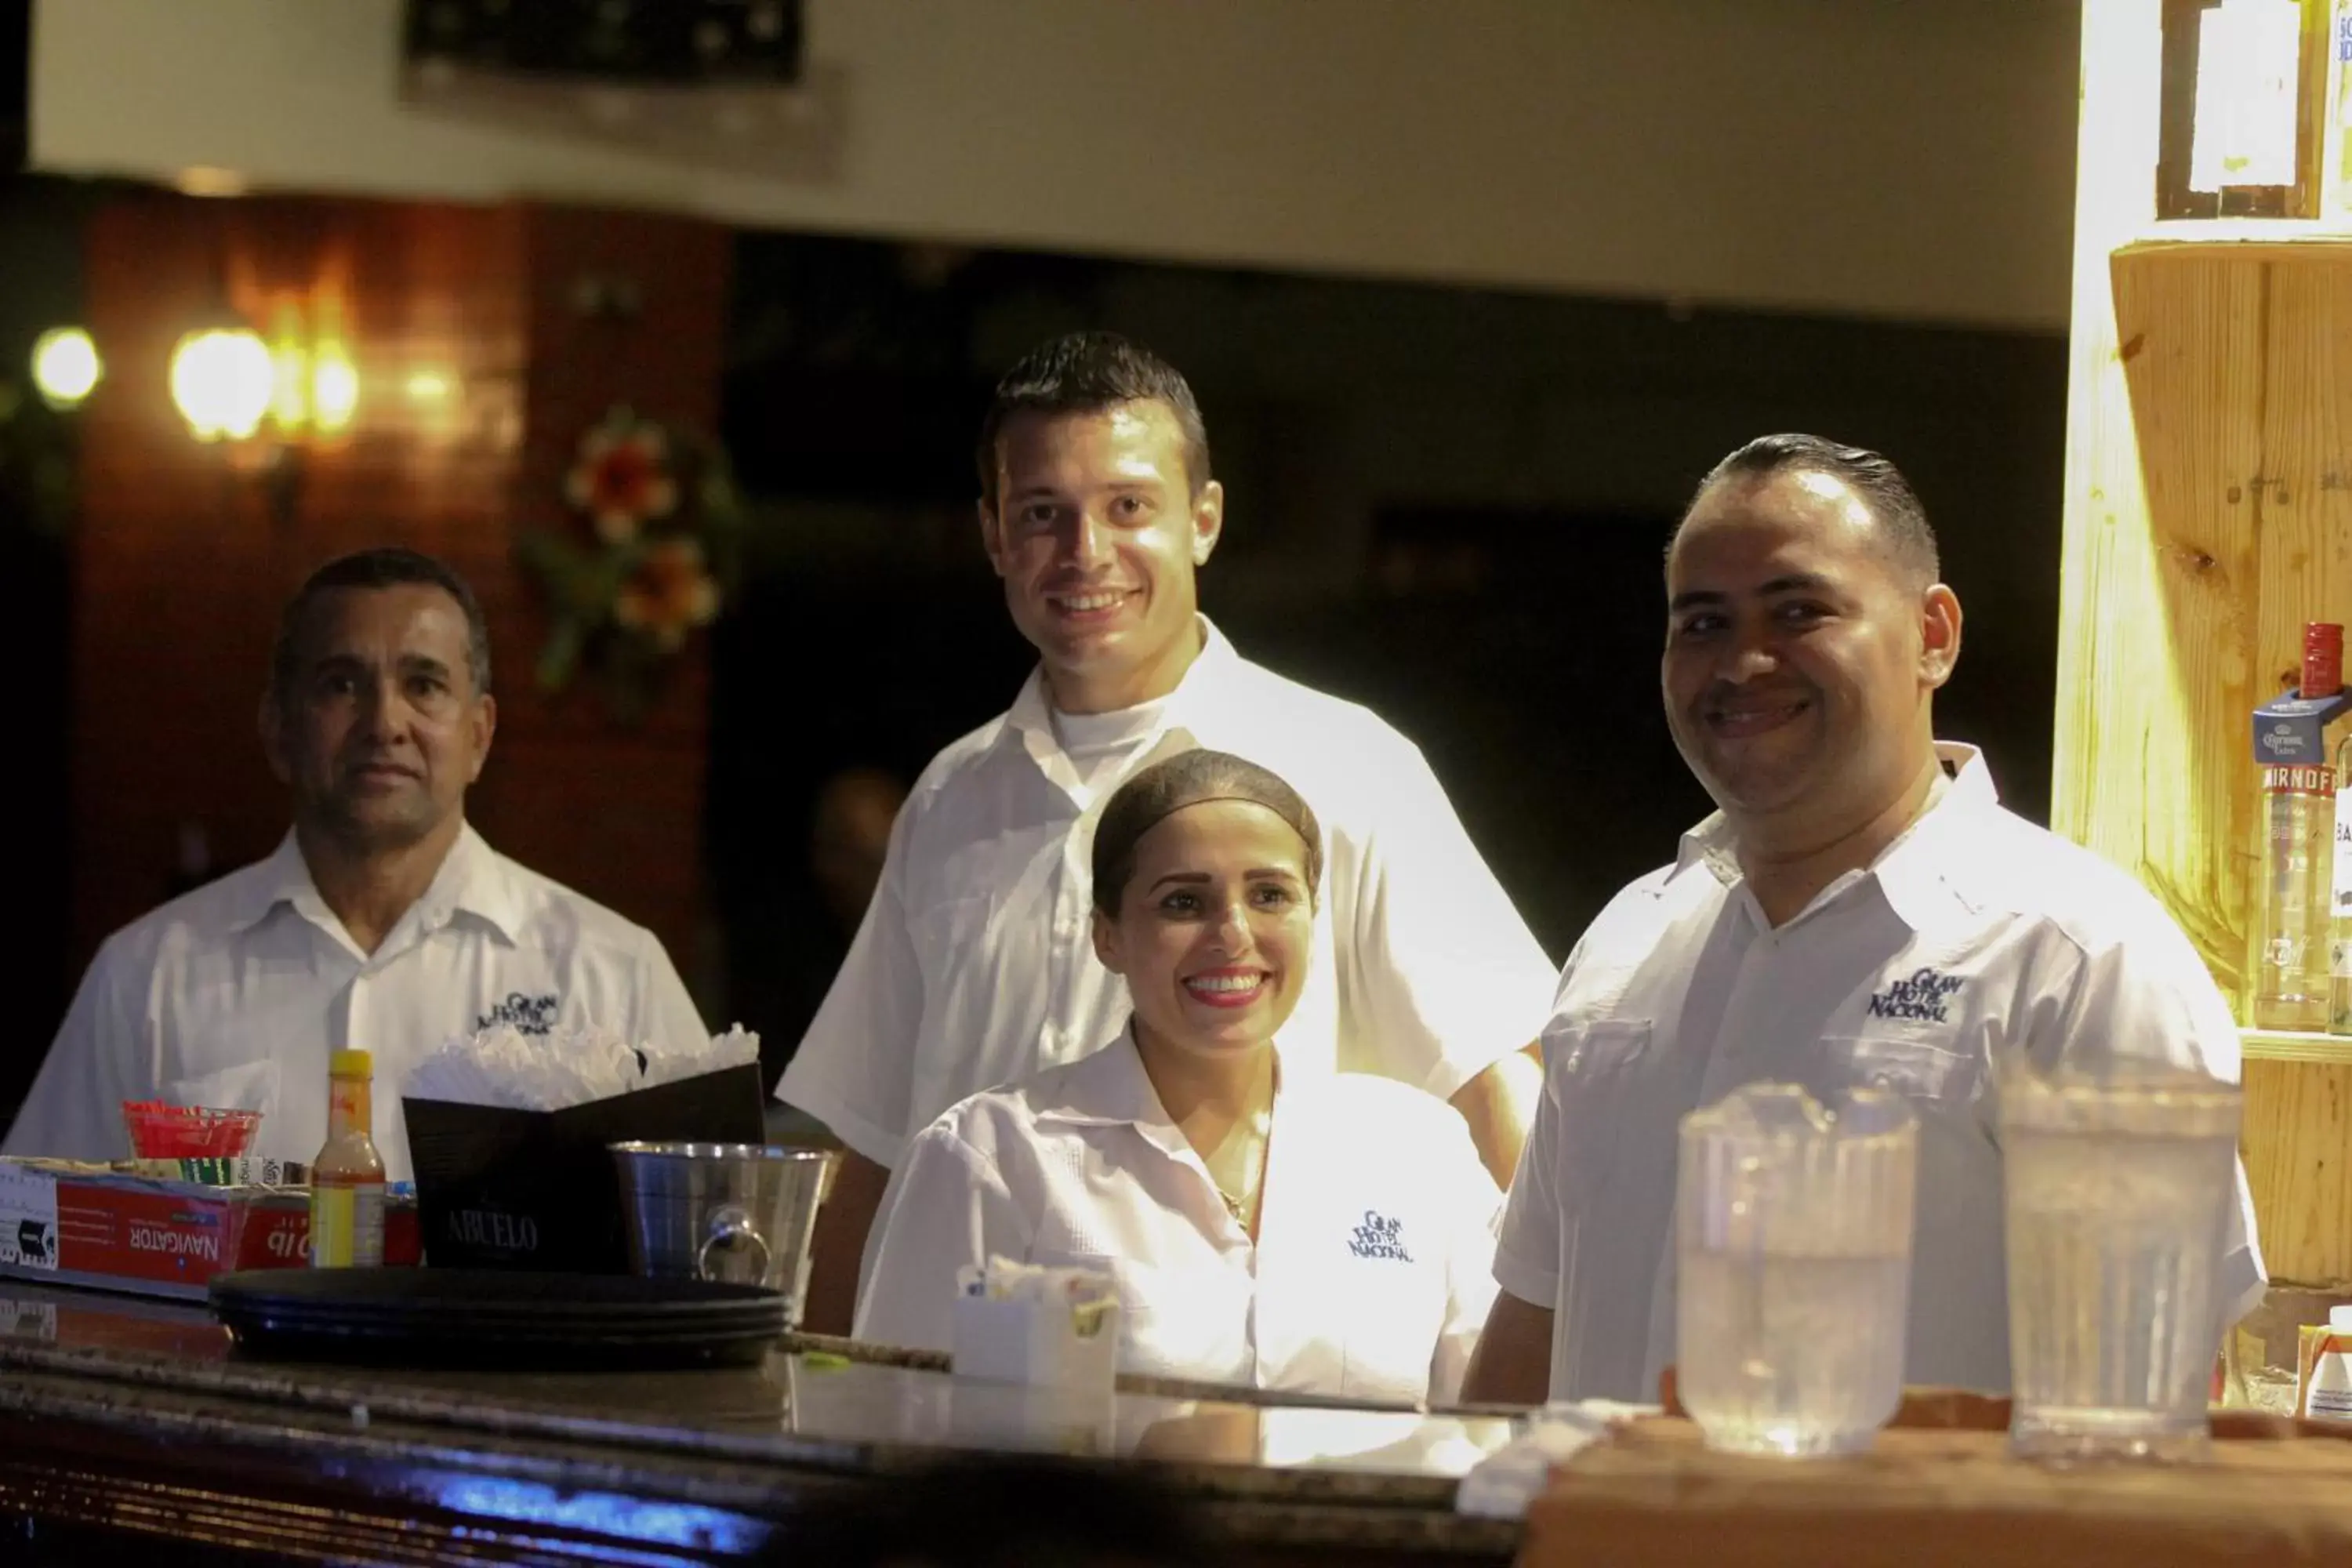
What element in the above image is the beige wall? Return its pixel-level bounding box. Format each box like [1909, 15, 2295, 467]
[31, 0, 2079, 329]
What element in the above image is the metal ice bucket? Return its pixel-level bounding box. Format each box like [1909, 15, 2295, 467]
[608, 1142, 837, 1326]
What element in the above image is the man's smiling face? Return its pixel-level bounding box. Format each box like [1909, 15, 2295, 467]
[1662, 466, 1951, 833]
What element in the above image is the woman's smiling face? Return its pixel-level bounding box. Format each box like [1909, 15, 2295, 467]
[1093, 799, 1316, 1057]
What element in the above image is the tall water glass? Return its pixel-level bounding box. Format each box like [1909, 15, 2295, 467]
[2002, 1065, 2241, 1463]
[1677, 1083, 1919, 1457]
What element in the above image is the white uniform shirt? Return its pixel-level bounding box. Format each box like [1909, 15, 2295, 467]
[778, 618, 1558, 1167]
[5, 825, 709, 1181]
[1494, 746, 2267, 1403]
[856, 1028, 1502, 1404]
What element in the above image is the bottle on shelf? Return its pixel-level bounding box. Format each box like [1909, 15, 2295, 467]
[2330, 660, 2352, 1034]
[2253, 622, 2344, 1032]
[308, 1048, 386, 1269]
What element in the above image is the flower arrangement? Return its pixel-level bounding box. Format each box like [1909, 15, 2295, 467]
[517, 406, 742, 723]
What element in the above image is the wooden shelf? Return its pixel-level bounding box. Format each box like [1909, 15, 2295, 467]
[2067, 0, 2352, 1286]
[2243, 1029, 2352, 1065]
[2118, 220, 2352, 256]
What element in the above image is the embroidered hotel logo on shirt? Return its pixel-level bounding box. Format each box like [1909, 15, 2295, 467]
[1867, 967, 1965, 1024]
[477, 992, 560, 1036]
[1349, 1210, 1414, 1263]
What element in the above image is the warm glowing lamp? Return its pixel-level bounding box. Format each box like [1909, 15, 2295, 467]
[310, 343, 360, 434]
[267, 299, 310, 433]
[169, 328, 274, 442]
[30, 327, 101, 409]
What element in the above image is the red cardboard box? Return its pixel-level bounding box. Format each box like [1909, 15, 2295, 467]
[0, 1160, 419, 1301]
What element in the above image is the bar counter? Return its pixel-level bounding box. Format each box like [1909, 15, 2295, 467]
[24, 1272, 2352, 1567]
[1519, 1408, 2352, 1568]
[0, 1277, 1524, 1565]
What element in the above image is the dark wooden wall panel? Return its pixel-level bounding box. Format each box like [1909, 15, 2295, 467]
[71, 193, 721, 1018]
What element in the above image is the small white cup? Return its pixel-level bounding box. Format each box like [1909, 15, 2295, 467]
[949, 1262, 1122, 1392]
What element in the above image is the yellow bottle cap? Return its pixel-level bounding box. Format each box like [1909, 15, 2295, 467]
[328, 1048, 373, 1079]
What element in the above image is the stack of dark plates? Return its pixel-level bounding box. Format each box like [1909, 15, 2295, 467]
[209, 1269, 786, 1370]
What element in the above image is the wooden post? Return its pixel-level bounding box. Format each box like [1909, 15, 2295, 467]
[2060, 0, 2352, 1287]
[2053, 0, 2171, 916]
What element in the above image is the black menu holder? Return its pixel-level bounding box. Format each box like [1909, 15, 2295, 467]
[401, 1062, 764, 1273]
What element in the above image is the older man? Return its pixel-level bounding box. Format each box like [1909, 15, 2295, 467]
[1464, 434, 2264, 1404]
[5, 548, 708, 1178]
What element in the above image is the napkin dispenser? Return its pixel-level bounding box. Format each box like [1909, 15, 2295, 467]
[950, 1258, 1123, 1392]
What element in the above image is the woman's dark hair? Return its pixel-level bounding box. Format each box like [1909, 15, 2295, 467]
[1091, 749, 1323, 916]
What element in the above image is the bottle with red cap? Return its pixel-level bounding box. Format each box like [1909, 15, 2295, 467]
[308, 1048, 386, 1269]
[2319, 619, 2352, 1036]
[2254, 622, 2343, 1033]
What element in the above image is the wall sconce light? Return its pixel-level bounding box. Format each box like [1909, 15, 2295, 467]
[170, 292, 363, 534]
[30, 327, 102, 411]
[169, 326, 274, 441]
[170, 297, 361, 447]
[313, 344, 360, 434]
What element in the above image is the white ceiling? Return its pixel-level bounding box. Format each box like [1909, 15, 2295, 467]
[31, 0, 2081, 330]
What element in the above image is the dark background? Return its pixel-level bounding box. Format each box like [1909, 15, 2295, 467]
[705, 231, 2066, 1049]
[0, 179, 2066, 1102]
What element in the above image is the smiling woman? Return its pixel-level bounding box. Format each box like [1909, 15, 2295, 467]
[854, 750, 1505, 1405]
[1087, 751, 1323, 1229]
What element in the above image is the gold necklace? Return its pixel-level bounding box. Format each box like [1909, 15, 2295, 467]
[1210, 1108, 1271, 1226]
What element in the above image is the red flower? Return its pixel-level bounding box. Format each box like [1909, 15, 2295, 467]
[614, 538, 720, 650]
[565, 411, 677, 543]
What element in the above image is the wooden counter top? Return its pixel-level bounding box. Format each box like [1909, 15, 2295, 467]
[1523, 1413, 2352, 1567]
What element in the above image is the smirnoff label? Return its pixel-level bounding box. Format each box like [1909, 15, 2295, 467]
[2267, 764, 2336, 798]
[2336, 787, 2352, 915]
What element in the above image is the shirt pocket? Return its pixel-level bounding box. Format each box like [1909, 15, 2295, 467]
[1546, 1018, 1657, 1202]
[1820, 1034, 1980, 1114]
[906, 892, 1002, 1123]
[911, 891, 996, 971]
[1556, 1019, 1653, 1076]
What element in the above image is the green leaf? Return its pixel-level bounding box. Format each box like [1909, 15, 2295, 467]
[535, 619, 586, 692]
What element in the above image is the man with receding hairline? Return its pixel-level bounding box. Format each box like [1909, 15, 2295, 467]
[1463, 434, 2264, 1406]
[5, 547, 708, 1177]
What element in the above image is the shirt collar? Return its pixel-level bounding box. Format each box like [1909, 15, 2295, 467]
[1034, 1026, 1178, 1131]
[1000, 614, 1245, 756]
[224, 832, 328, 935]
[1867, 743, 2002, 929]
[1035, 1022, 1279, 1171]
[1670, 742, 2001, 931]
[225, 822, 525, 946]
